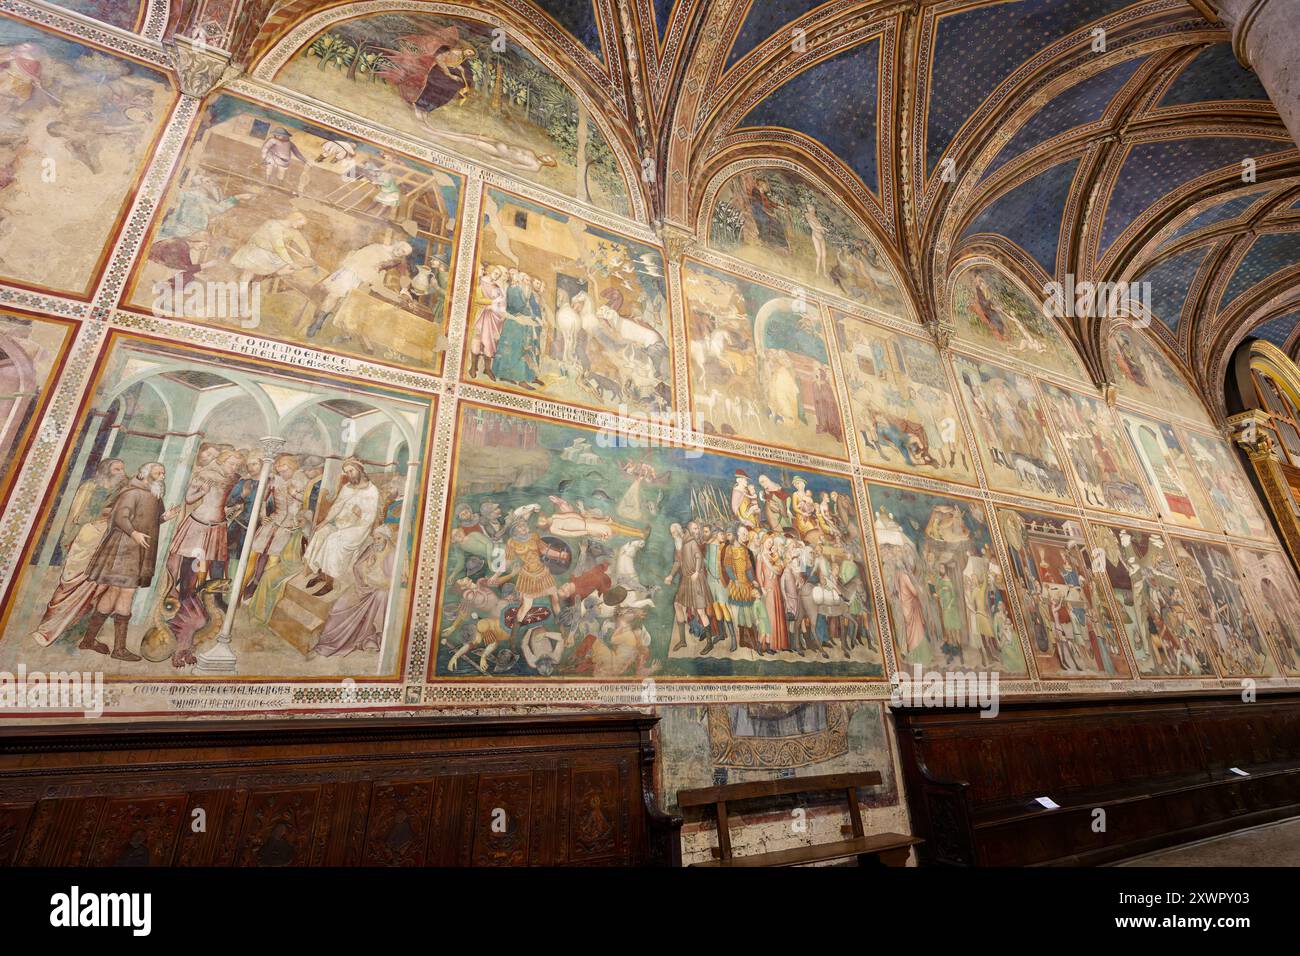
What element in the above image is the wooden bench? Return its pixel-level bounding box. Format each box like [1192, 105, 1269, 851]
[894, 689, 1300, 866]
[678, 771, 921, 867]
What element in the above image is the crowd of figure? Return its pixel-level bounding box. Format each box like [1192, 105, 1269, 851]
[469, 259, 671, 413]
[439, 461, 876, 678]
[875, 503, 1018, 671]
[31, 444, 405, 667]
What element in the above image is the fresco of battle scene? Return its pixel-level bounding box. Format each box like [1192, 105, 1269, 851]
[275, 12, 631, 214]
[683, 260, 847, 460]
[0, 16, 173, 296]
[129, 95, 463, 373]
[952, 356, 1071, 502]
[1110, 324, 1212, 424]
[998, 508, 1132, 679]
[708, 168, 909, 317]
[1171, 537, 1278, 678]
[434, 406, 880, 679]
[951, 264, 1090, 379]
[1040, 383, 1154, 517]
[1119, 411, 1217, 531]
[834, 311, 976, 484]
[655, 702, 898, 815]
[0, 336, 434, 680]
[0, 312, 76, 506]
[1183, 429, 1273, 539]
[1092, 523, 1215, 678]
[466, 188, 670, 414]
[870, 484, 1027, 676]
[1236, 547, 1300, 677]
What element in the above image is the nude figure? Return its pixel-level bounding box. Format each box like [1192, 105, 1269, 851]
[420, 126, 558, 172]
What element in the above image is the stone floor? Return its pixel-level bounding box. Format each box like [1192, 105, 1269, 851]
[1113, 816, 1300, 866]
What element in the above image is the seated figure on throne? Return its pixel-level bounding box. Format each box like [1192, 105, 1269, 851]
[303, 459, 381, 598]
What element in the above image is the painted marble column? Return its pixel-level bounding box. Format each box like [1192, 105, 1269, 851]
[1215, 0, 1300, 147]
[380, 460, 420, 646]
[194, 435, 285, 675]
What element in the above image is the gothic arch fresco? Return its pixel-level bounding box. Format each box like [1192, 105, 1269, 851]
[697, 159, 913, 320]
[250, 1, 645, 219]
[945, 258, 1092, 382]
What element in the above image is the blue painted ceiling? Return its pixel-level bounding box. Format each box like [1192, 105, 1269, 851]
[1100, 137, 1288, 257]
[535, 0, 604, 56]
[1221, 232, 1300, 313]
[926, 0, 1133, 176]
[739, 37, 881, 195]
[726, 1, 829, 70]
[1253, 310, 1300, 349]
[965, 159, 1080, 274]
[983, 56, 1147, 181]
[1137, 245, 1213, 330]
[1159, 42, 1270, 108]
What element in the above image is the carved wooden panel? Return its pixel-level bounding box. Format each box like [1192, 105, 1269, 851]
[0, 805, 34, 866]
[0, 715, 681, 867]
[362, 782, 434, 867]
[234, 788, 320, 868]
[86, 796, 186, 867]
[568, 765, 622, 863]
[472, 772, 533, 867]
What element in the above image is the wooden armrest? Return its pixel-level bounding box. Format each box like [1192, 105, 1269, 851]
[693, 833, 921, 868]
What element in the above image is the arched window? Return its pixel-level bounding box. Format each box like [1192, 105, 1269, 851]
[1251, 368, 1300, 464]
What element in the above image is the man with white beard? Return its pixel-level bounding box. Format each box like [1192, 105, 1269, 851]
[80, 462, 177, 661]
[303, 459, 380, 597]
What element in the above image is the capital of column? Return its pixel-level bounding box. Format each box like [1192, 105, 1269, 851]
[257, 435, 288, 464]
[1226, 409, 1276, 456]
[655, 222, 697, 263]
[165, 35, 241, 100]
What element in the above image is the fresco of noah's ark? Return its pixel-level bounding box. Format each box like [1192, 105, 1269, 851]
[274, 12, 631, 215]
[683, 259, 847, 460]
[834, 311, 975, 484]
[655, 702, 898, 815]
[0, 16, 174, 297]
[708, 168, 909, 318]
[1119, 411, 1216, 532]
[466, 188, 670, 415]
[0, 335, 435, 682]
[127, 94, 464, 374]
[434, 405, 880, 680]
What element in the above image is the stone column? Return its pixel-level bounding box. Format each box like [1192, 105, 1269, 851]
[380, 460, 420, 647]
[194, 435, 285, 675]
[1214, 0, 1300, 147]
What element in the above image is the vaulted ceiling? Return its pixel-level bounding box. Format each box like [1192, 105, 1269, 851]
[208, 0, 1300, 402]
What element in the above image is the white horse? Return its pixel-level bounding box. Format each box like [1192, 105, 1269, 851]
[609, 540, 658, 610]
[688, 328, 735, 390]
